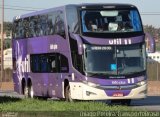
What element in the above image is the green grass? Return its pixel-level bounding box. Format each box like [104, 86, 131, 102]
[0, 96, 138, 111]
[0, 96, 145, 117]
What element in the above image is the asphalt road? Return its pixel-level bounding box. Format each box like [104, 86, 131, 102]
[0, 90, 24, 98]
[131, 96, 160, 111]
[0, 91, 160, 111]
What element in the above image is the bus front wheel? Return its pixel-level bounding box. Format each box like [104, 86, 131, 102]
[64, 85, 72, 102]
[23, 85, 29, 98]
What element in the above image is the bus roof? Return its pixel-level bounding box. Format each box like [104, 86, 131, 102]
[13, 3, 137, 21]
[76, 3, 136, 9]
[13, 5, 65, 21]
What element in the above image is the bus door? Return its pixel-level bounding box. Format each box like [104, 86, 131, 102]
[56, 53, 70, 98]
[48, 53, 69, 98]
[30, 54, 48, 96]
[40, 55, 49, 97]
[48, 54, 59, 97]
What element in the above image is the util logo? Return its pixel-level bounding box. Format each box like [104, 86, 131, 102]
[108, 38, 132, 45]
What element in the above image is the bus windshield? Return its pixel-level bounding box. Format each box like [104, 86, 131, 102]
[81, 9, 142, 33]
[84, 43, 146, 76]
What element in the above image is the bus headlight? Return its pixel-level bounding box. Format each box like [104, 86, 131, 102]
[136, 80, 147, 86]
[87, 82, 99, 87]
[83, 81, 99, 87]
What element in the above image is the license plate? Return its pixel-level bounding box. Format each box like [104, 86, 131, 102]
[113, 92, 124, 97]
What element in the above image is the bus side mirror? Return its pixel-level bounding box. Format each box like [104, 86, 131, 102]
[145, 33, 156, 53]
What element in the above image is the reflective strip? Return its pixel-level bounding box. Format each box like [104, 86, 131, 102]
[131, 78, 134, 83]
[128, 79, 131, 84]
[72, 73, 75, 81]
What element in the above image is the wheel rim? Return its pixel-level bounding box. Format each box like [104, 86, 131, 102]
[65, 85, 72, 102]
[28, 82, 34, 98]
[68, 87, 72, 102]
[30, 86, 34, 98]
[24, 86, 28, 98]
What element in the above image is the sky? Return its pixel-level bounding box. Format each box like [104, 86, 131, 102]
[1, 0, 160, 28]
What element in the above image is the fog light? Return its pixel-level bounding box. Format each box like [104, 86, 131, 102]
[86, 91, 96, 96]
[137, 80, 146, 86]
[140, 89, 147, 94]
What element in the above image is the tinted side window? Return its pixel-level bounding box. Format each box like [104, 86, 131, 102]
[12, 21, 18, 39]
[72, 51, 83, 73]
[18, 19, 24, 38]
[54, 11, 65, 38]
[48, 54, 57, 73]
[30, 53, 67, 73]
[23, 18, 30, 38]
[47, 13, 54, 35]
[31, 54, 51, 73]
[40, 15, 48, 36]
[31, 55, 41, 72]
[13, 10, 66, 39]
[29, 16, 38, 37]
[66, 6, 79, 33]
[40, 55, 48, 72]
[12, 19, 23, 39]
[60, 54, 69, 73]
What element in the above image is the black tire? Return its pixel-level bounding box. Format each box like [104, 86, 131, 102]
[64, 85, 73, 102]
[23, 84, 29, 98]
[28, 82, 34, 98]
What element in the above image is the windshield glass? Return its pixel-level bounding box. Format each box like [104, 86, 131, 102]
[84, 44, 146, 76]
[81, 9, 142, 33]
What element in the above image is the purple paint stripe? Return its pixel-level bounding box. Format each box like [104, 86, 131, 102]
[86, 76, 146, 85]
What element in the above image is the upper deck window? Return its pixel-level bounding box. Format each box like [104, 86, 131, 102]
[12, 10, 65, 39]
[81, 9, 142, 33]
[66, 6, 79, 33]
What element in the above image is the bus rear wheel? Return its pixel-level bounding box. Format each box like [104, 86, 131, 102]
[64, 85, 72, 102]
[24, 85, 29, 98]
[22, 79, 28, 98]
[28, 82, 34, 98]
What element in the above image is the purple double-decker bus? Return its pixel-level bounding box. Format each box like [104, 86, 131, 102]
[12, 4, 146, 105]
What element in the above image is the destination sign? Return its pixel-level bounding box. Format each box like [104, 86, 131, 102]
[91, 46, 112, 50]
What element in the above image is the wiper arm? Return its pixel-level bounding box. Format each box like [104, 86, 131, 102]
[87, 73, 98, 77]
[86, 72, 113, 77]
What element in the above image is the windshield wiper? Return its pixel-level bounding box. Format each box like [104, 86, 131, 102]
[86, 71, 114, 77]
[118, 68, 145, 75]
[87, 73, 99, 77]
